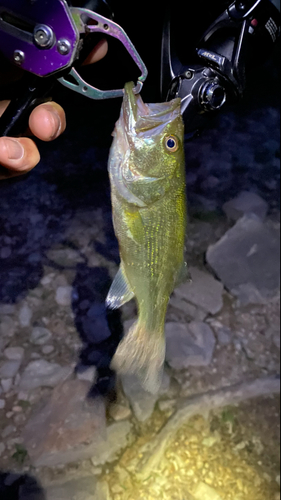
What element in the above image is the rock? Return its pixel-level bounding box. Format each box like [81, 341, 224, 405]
[111, 484, 125, 494]
[169, 297, 207, 321]
[216, 326, 233, 346]
[165, 322, 216, 369]
[109, 403, 132, 422]
[0, 443, 6, 456]
[193, 482, 222, 500]
[0, 304, 16, 315]
[47, 247, 84, 267]
[2, 425, 15, 438]
[0, 316, 16, 337]
[202, 435, 220, 447]
[19, 360, 72, 391]
[77, 366, 97, 383]
[23, 379, 106, 467]
[121, 374, 157, 422]
[174, 267, 224, 315]
[18, 304, 33, 327]
[23, 379, 132, 467]
[158, 399, 177, 413]
[206, 215, 280, 304]
[273, 333, 280, 350]
[42, 345, 55, 355]
[28, 252, 41, 264]
[223, 191, 268, 221]
[4, 347, 25, 361]
[90, 421, 132, 466]
[54, 274, 69, 288]
[252, 436, 264, 455]
[92, 467, 102, 475]
[55, 286, 73, 306]
[1, 378, 13, 393]
[0, 399, 6, 409]
[17, 391, 29, 401]
[31, 353, 42, 360]
[263, 472, 272, 483]
[45, 476, 98, 500]
[0, 361, 21, 379]
[41, 273, 55, 286]
[0, 337, 7, 353]
[121, 372, 170, 422]
[95, 481, 112, 500]
[30, 327, 52, 345]
[0, 247, 11, 259]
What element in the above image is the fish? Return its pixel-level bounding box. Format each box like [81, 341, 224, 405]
[106, 81, 188, 394]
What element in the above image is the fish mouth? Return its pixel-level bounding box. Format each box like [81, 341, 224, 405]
[123, 81, 181, 134]
[122, 81, 149, 131]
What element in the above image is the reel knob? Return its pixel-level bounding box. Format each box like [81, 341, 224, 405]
[199, 80, 227, 111]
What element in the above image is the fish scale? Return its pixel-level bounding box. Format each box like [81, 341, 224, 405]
[106, 82, 188, 393]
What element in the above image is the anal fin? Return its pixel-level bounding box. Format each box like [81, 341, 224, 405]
[106, 266, 134, 310]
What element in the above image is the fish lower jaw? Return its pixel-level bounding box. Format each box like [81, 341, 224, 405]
[115, 124, 130, 156]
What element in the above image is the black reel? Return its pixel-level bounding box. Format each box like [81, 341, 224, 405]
[161, 0, 280, 135]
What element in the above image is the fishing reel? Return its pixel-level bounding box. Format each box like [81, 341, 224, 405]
[161, 0, 281, 135]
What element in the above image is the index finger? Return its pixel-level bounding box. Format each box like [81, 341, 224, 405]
[82, 39, 108, 65]
[0, 100, 10, 116]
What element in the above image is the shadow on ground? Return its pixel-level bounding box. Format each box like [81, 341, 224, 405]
[72, 264, 123, 400]
[0, 471, 45, 500]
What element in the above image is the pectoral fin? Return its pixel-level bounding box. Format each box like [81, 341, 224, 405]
[106, 266, 134, 310]
[123, 208, 145, 245]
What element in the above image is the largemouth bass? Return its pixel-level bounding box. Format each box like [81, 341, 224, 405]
[106, 82, 187, 394]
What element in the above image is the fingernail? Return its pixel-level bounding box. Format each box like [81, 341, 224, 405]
[3, 138, 24, 160]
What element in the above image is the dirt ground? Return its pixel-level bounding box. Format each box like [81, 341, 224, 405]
[0, 36, 280, 500]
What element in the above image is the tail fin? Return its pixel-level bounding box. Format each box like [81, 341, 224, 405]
[111, 320, 166, 395]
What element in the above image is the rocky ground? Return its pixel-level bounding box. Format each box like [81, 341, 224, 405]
[0, 46, 280, 499]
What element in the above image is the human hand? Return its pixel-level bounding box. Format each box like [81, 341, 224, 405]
[0, 39, 108, 180]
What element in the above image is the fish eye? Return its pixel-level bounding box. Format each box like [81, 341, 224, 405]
[164, 135, 179, 152]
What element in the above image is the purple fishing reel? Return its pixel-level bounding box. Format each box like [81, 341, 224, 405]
[0, 0, 79, 77]
[0, 0, 148, 136]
